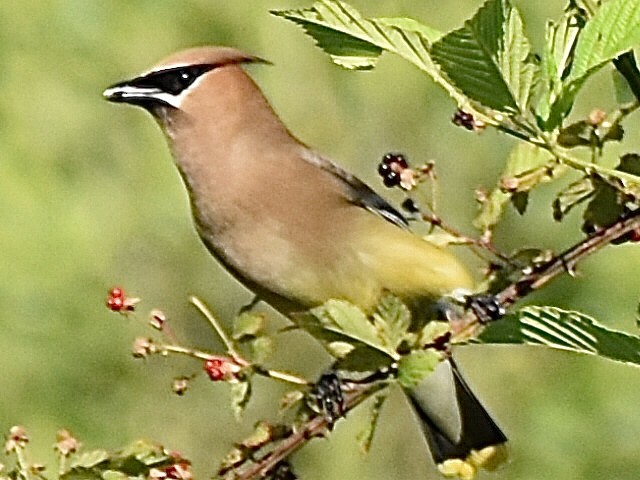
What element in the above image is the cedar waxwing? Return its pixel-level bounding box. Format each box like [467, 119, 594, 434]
[104, 46, 507, 474]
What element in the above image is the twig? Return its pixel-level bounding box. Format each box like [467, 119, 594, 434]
[190, 296, 242, 360]
[497, 210, 640, 307]
[232, 382, 382, 480]
[453, 210, 640, 339]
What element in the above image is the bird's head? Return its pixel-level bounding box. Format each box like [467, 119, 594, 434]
[103, 46, 269, 119]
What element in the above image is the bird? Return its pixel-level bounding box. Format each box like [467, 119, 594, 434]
[104, 46, 507, 476]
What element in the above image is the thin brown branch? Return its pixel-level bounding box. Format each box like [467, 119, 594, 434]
[497, 210, 640, 307]
[453, 210, 640, 339]
[231, 382, 382, 480]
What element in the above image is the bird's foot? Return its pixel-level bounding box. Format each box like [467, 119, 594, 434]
[465, 293, 506, 323]
[311, 372, 345, 430]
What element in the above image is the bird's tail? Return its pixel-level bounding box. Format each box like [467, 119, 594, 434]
[406, 358, 507, 477]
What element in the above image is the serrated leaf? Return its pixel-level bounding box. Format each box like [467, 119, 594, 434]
[273, 2, 438, 70]
[569, 0, 640, 83]
[536, 10, 582, 128]
[372, 294, 411, 352]
[231, 381, 252, 420]
[551, 0, 640, 124]
[474, 143, 553, 231]
[274, 2, 471, 106]
[397, 350, 442, 388]
[476, 306, 640, 366]
[310, 300, 393, 356]
[431, 0, 537, 112]
[357, 393, 387, 454]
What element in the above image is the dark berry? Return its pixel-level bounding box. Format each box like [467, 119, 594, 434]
[383, 170, 401, 187]
[452, 109, 475, 131]
[401, 198, 420, 213]
[378, 162, 392, 176]
[382, 152, 408, 169]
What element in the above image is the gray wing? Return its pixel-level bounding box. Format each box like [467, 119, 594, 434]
[301, 149, 409, 229]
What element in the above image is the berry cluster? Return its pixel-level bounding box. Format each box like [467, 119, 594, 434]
[452, 109, 476, 130]
[378, 152, 409, 188]
[203, 357, 241, 381]
[452, 109, 486, 131]
[105, 287, 138, 312]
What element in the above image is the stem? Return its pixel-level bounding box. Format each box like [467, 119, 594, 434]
[189, 296, 241, 360]
[14, 447, 32, 480]
[254, 366, 309, 386]
[161, 344, 231, 362]
[161, 344, 308, 385]
[453, 210, 640, 339]
[231, 382, 382, 480]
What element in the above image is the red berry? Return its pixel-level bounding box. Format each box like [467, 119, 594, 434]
[107, 296, 125, 311]
[204, 359, 225, 381]
[109, 287, 124, 298]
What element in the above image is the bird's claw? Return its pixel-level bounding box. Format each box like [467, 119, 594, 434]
[311, 372, 345, 430]
[465, 293, 506, 323]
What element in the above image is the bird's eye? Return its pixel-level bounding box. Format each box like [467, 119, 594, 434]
[132, 65, 214, 96]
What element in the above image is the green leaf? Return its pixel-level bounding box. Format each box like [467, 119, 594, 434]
[274, 2, 471, 106]
[231, 380, 252, 420]
[250, 336, 273, 364]
[535, 9, 582, 129]
[418, 321, 450, 347]
[582, 154, 640, 231]
[100, 472, 129, 480]
[310, 300, 393, 356]
[569, 0, 640, 83]
[397, 350, 442, 388]
[273, 2, 440, 70]
[233, 312, 265, 341]
[553, 176, 595, 222]
[372, 294, 411, 352]
[357, 393, 387, 454]
[333, 345, 394, 372]
[69, 450, 110, 470]
[61, 469, 104, 480]
[551, 0, 640, 123]
[474, 143, 553, 231]
[430, 0, 537, 112]
[476, 306, 640, 366]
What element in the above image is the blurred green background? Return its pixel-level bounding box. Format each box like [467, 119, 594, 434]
[1, 1, 639, 479]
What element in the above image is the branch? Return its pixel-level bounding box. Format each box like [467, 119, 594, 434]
[453, 209, 640, 338]
[497, 210, 640, 306]
[230, 382, 383, 480]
